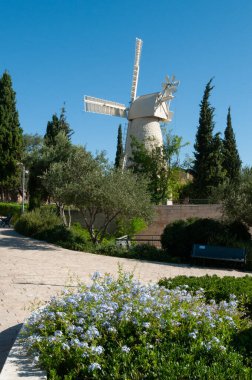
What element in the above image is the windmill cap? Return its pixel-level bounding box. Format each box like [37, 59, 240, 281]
[128, 92, 172, 121]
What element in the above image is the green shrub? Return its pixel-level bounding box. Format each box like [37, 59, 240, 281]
[95, 241, 127, 257]
[0, 202, 23, 217]
[57, 224, 91, 252]
[227, 220, 251, 241]
[129, 244, 172, 262]
[160, 218, 197, 257]
[116, 217, 147, 238]
[158, 275, 252, 317]
[14, 208, 61, 237]
[22, 271, 252, 379]
[161, 218, 251, 258]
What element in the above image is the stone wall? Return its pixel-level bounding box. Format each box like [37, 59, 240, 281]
[68, 210, 117, 233]
[136, 204, 222, 237]
[69, 204, 222, 237]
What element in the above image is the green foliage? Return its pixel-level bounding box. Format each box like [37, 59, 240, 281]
[228, 220, 251, 241]
[0, 201, 23, 216]
[130, 129, 189, 204]
[129, 243, 167, 261]
[14, 208, 61, 237]
[51, 225, 92, 252]
[28, 132, 73, 210]
[114, 124, 124, 169]
[44, 107, 72, 147]
[116, 217, 147, 238]
[42, 147, 153, 243]
[28, 109, 73, 210]
[158, 275, 252, 318]
[193, 79, 226, 198]
[22, 272, 252, 379]
[94, 241, 127, 257]
[223, 107, 241, 182]
[219, 167, 252, 225]
[161, 219, 196, 257]
[0, 71, 23, 197]
[207, 133, 226, 188]
[161, 218, 251, 258]
[22, 133, 43, 169]
[28, 158, 49, 210]
[14, 210, 92, 250]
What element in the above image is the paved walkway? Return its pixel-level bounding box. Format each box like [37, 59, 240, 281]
[0, 228, 251, 372]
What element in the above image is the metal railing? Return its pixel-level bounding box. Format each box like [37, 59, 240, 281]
[132, 235, 161, 248]
[116, 235, 161, 248]
[172, 199, 218, 205]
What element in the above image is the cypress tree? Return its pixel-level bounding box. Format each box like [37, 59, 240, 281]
[114, 124, 124, 169]
[44, 106, 72, 146]
[193, 79, 215, 198]
[193, 79, 225, 198]
[0, 71, 23, 198]
[207, 132, 226, 189]
[223, 107, 241, 182]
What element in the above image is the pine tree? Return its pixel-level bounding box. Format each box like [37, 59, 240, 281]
[0, 71, 23, 198]
[223, 107, 241, 182]
[114, 124, 124, 169]
[193, 79, 225, 198]
[44, 106, 72, 146]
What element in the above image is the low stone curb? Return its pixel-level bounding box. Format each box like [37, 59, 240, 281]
[0, 325, 47, 380]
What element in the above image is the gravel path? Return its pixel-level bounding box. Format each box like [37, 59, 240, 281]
[0, 227, 251, 372]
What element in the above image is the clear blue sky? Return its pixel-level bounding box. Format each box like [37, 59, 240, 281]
[1, 0, 251, 166]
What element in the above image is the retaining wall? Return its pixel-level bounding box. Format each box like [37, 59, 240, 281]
[69, 204, 222, 237]
[137, 204, 222, 237]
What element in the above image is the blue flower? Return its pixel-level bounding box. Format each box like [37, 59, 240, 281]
[62, 343, 70, 350]
[121, 345, 130, 353]
[91, 271, 102, 280]
[88, 362, 101, 371]
[91, 345, 104, 355]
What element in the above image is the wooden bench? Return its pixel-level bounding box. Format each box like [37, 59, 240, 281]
[192, 244, 246, 268]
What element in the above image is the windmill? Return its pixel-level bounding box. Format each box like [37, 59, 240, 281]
[84, 38, 179, 167]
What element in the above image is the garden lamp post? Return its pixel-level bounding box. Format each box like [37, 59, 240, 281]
[18, 162, 29, 213]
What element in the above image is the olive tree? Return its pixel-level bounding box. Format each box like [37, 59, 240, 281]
[42, 147, 153, 243]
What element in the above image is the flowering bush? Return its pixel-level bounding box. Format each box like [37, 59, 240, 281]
[22, 271, 251, 379]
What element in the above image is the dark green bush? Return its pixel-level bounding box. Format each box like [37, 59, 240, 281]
[14, 208, 61, 237]
[56, 224, 91, 251]
[95, 241, 127, 257]
[160, 218, 198, 258]
[161, 218, 251, 258]
[227, 220, 251, 241]
[0, 202, 23, 217]
[15, 212, 92, 250]
[158, 274, 252, 316]
[129, 244, 172, 262]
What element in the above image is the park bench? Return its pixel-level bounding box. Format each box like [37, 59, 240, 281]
[0, 214, 12, 227]
[192, 244, 246, 268]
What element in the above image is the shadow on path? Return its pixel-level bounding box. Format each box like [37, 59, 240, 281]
[0, 323, 22, 372]
[0, 228, 57, 251]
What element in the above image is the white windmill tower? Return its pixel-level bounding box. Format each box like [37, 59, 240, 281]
[84, 38, 179, 167]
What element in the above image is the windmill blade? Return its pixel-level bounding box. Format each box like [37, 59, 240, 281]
[84, 96, 127, 118]
[130, 38, 143, 102]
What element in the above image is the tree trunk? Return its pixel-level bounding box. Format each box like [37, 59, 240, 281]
[59, 204, 67, 226]
[67, 207, 71, 228]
